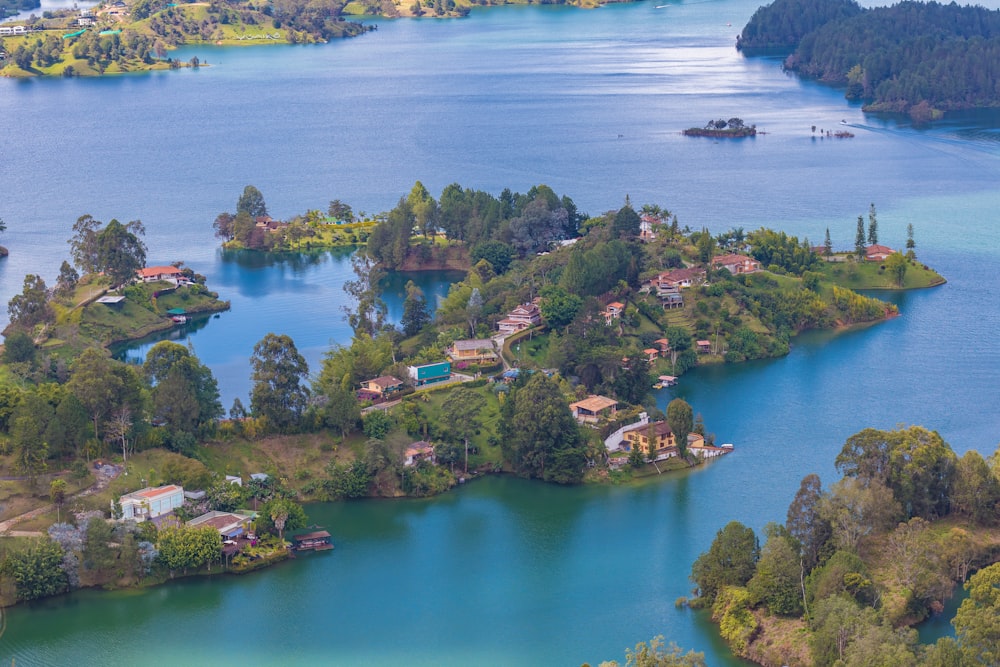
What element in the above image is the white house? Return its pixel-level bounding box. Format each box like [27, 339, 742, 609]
[119, 485, 185, 521]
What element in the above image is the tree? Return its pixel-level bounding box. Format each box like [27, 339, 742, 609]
[322, 384, 360, 440]
[95, 219, 147, 287]
[2, 538, 68, 602]
[600, 636, 707, 667]
[10, 391, 52, 486]
[68, 214, 102, 274]
[342, 253, 387, 336]
[866, 203, 878, 245]
[328, 199, 354, 222]
[614, 355, 653, 406]
[401, 280, 431, 337]
[690, 521, 759, 602]
[257, 497, 307, 540]
[906, 223, 916, 258]
[213, 212, 236, 241]
[441, 387, 486, 474]
[950, 450, 1000, 524]
[855, 215, 866, 258]
[49, 479, 67, 523]
[786, 473, 832, 572]
[466, 287, 483, 337]
[362, 409, 391, 440]
[498, 374, 587, 483]
[885, 251, 907, 286]
[747, 523, 803, 616]
[823, 227, 833, 256]
[7, 274, 54, 330]
[145, 341, 223, 437]
[666, 398, 693, 458]
[470, 240, 514, 274]
[696, 228, 716, 265]
[56, 260, 80, 296]
[66, 349, 124, 444]
[819, 477, 901, 551]
[539, 285, 583, 330]
[250, 333, 309, 432]
[836, 426, 957, 520]
[2, 330, 36, 365]
[236, 185, 267, 218]
[954, 562, 1000, 666]
[612, 205, 641, 238]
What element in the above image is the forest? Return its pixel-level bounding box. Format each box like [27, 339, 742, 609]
[737, 0, 1000, 118]
[690, 426, 1000, 667]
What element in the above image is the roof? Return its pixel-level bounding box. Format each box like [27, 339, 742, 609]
[643, 348, 658, 355]
[509, 303, 540, 316]
[294, 530, 331, 541]
[712, 253, 757, 266]
[657, 267, 705, 282]
[866, 244, 895, 255]
[96, 295, 126, 304]
[405, 441, 434, 457]
[607, 302, 625, 310]
[697, 340, 711, 346]
[122, 484, 183, 502]
[366, 375, 402, 388]
[187, 511, 250, 532]
[136, 265, 183, 278]
[622, 420, 673, 437]
[570, 395, 618, 413]
[452, 339, 495, 351]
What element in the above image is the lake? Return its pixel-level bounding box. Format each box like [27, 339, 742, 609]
[1, 0, 999, 663]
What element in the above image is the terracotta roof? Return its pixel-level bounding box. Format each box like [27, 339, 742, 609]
[712, 253, 758, 266]
[644, 348, 658, 355]
[657, 267, 704, 283]
[136, 266, 183, 278]
[136, 484, 182, 500]
[866, 244, 895, 255]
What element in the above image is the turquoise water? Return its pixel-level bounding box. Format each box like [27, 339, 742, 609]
[1, 1, 1000, 663]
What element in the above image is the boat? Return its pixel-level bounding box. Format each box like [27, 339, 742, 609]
[653, 375, 678, 389]
[170, 315, 187, 323]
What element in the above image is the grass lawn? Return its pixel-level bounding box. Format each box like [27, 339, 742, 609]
[819, 257, 945, 290]
[402, 383, 503, 469]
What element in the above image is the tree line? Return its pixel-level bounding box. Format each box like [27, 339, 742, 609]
[690, 425, 1000, 666]
[738, 0, 1000, 117]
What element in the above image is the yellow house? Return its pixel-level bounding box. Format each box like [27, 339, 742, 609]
[621, 421, 677, 457]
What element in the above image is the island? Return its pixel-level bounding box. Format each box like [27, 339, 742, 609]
[683, 117, 757, 138]
[0, 185, 943, 610]
[737, 0, 1000, 121]
[0, 0, 38, 20]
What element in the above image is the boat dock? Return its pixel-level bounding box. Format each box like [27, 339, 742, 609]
[292, 530, 334, 552]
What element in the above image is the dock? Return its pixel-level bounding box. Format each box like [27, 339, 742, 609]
[292, 530, 334, 552]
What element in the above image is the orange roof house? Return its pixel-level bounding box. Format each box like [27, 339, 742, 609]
[865, 244, 895, 262]
[119, 484, 185, 521]
[712, 254, 761, 274]
[136, 266, 184, 282]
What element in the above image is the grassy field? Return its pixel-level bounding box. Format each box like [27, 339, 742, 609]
[818, 255, 945, 290]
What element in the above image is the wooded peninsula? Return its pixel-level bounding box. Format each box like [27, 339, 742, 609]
[0, 182, 942, 611]
[737, 0, 1000, 120]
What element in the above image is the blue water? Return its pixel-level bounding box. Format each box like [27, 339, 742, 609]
[1, 1, 1000, 664]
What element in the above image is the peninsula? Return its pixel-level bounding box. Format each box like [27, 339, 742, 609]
[0, 186, 942, 611]
[738, 0, 1000, 120]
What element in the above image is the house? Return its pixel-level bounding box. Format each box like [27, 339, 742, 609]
[653, 338, 671, 354]
[712, 254, 761, 274]
[404, 441, 435, 466]
[688, 434, 733, 459]
[136, 265, 184, 283]
[448, 339, 498, 362]
[497, 303, 542, 334]
[225, 475, 242, 486]
[660, 287, 684, 309]
[254, 216, 287, 232]
[187, 510, 255, 540]
[643, 348, 659, 363]
[569, 395, 618, 424]
[360, 375, 404, 399]
[696, 340, 712, 354]
[119, 485, 185, 521]
[603, 302, 625, 326]
[865, 244, 895, 262]
[639, 214, 660, 242]
[649, 267, 705, 293]
[0, 26, 27, 36]
[407, 361, 451, 387]
[621, 420, 678, 458]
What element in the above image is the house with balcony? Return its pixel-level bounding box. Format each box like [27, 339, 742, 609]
[359, 375, 404, 401]
[620, 420, 678, 459]
[603, 302, 625, 326]
[119, 485, 185, 521]
[497, 302, 542, 335]
[447, 339, 498, 363]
